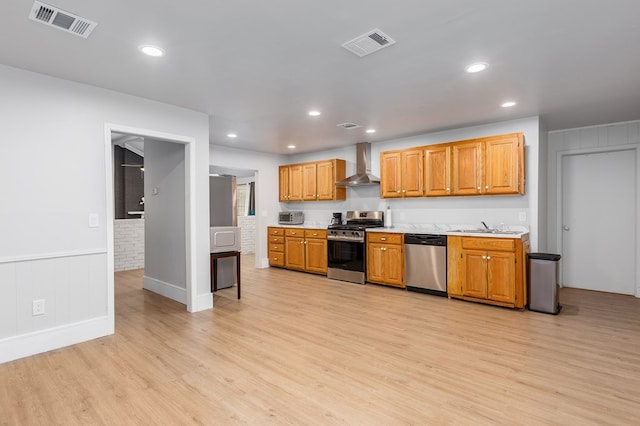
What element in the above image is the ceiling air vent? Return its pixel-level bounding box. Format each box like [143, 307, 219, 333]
[342, 28, 396, 57]
[29, 1, 97, 38]
[336, 122, 362, 129]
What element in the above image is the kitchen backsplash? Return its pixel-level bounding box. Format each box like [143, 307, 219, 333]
[284, 185, 530, 229]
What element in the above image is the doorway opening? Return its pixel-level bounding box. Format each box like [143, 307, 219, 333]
[557, 146, 639, 296]
[105, 124, 197, 332]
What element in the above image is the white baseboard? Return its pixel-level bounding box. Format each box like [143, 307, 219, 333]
[143, 275, 187, 304]
[0, 316, 111, 364]
[193, 292, 213, 312]
[259, 257, 270, 268]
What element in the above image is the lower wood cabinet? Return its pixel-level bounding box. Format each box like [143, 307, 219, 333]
[366, 233, 405, 288]
[268, 227, 286, 267]
[447, 235, 529, 308]
[268, 227, 327, 275]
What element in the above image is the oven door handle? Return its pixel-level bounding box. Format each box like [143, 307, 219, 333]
[327, 236, 364, 243]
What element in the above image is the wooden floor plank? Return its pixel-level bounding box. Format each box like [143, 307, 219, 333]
[1, 256, 640, 424]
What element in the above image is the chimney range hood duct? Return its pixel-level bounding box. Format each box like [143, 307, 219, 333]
[336, 142, 380, 187]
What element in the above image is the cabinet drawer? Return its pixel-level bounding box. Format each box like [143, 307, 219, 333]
[305, 229, 327, 239]
[268, 227, 284, 236]
[269, 251, 285, 267]
[462, 237, 515, 252]
[269, 243, 284, 252]
[367, 233, 402, 244]
[269, 236, 285, 244]
[285, 228, 304, 237]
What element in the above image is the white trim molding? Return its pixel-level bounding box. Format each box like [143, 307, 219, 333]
[0, 317, 110, 364]
[142, 276, 187, 304]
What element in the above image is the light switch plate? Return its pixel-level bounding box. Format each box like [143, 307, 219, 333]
[518, 211, 527, 222]
[89, 213, 99, 228]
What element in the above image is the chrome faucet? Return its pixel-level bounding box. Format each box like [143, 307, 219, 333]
[481, 221, 490, 230]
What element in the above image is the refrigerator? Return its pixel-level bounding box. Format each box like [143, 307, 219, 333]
[209, 175, 241, 289]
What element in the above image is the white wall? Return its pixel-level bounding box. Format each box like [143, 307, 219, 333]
[209, 145, 286, 267]
[547, 120, 640, 296]
[143, 139, 187, 301]
[287, 117, 543, 249]
[0, 64, 210, 363]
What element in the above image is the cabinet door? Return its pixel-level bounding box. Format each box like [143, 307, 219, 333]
[380, 151, 402, 198]
[484, 133, 524, 195]
[401, 149, 424, 197]
[487, 251, 516, 304]
[315, 160, 334, 201]
[367, 243, 385, 283]
[302, 163, 318, 201]
[463, 250, 487, 298]
[278, 166, 290, 202]
[285, 236, 305, 270]
[305, 238, 327, 274]
[288, 165, 303, 201]
[452, 141, 482, 195]
[424, 145, 452, 196]
[383, 244, 405, 287]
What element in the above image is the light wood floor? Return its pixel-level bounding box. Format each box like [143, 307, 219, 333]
[1, 255, 640, 425]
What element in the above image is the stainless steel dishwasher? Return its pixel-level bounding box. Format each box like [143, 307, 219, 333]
[404, 234, 447, 296]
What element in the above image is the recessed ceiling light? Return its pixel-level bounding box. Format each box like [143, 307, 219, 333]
[287, 145, 296, 149]
[501, 101, 517, 108]
[227, 133, 238, 138]
[308, 110, 321, 117]
[365, 129, 376, 134]
[139, 45, 165, 57]
[465, 62, 488, 73]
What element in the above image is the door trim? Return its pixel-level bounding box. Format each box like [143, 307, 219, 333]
[556, 144, 640, 297]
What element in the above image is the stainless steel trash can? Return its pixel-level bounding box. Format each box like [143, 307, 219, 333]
[528, 253, 562, 314]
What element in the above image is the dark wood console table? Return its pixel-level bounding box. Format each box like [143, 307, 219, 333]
[210, 251, 241, 299]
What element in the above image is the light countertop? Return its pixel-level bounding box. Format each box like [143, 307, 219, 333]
[270, 222, 529, 238]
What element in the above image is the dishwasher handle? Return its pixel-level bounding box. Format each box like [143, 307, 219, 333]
[404, 234, 447, 246]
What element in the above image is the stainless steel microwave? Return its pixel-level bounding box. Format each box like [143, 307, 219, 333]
[279, 211, 304, 225]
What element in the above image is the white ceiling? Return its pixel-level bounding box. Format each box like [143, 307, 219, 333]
[2, 1, 640, 154]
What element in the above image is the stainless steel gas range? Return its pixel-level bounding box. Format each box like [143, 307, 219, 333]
[327, 210, 384, 284]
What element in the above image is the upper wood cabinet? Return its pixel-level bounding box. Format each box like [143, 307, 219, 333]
[302, 163, 317, 201]
[279, 159, 346, 202]
[424, 144, 452, 196]
[279, 164, 303, 202]
[380, 132, 524, 199]
[380, 149, 423, 198]
[451, 140, 483, 195]
[484, 133, 524, 195]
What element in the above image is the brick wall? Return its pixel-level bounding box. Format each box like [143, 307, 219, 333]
[114, 219, 145, 271]
[238, 216, 256, 254]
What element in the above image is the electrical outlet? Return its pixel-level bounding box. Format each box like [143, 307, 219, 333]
[89, 213, 99, 228]
[32, 299, 45, 316]
[518, 211, 527, 222]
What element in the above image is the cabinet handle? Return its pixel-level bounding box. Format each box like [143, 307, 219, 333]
[487, 256, 491, 260]
[446, 188, 450, 191]
[274, 257, 278, 261]
[477, 187, 481, 190]
[381, 247, 387, 251]
[397, 190, 401, 193]
[482, 255, 487, 260]
[312, 233, 317, 236]
[402, 190, 406, 193]
[380, 237, 387, 241]
[485, 185, 489, 189]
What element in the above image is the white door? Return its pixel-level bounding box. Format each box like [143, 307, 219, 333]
[561, 150, 636, 294]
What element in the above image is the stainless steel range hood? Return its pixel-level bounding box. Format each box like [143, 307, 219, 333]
[336, 142, 380, 187]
